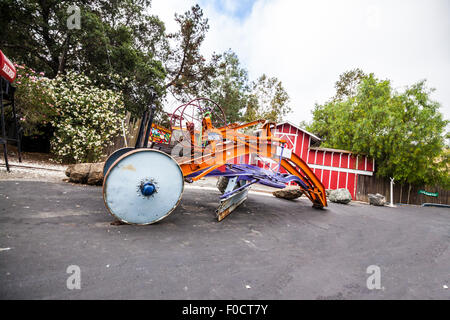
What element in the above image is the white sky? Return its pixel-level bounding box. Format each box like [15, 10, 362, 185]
[151, 0, 450, 125]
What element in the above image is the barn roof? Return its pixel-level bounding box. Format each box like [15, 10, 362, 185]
[309, 146, 353, 154]
[276, 121, 321, 142]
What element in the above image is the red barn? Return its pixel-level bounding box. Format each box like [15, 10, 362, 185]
[231, 121, 374, 198]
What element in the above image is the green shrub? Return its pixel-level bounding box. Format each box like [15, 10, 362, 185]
[49, 71, 126, 163]
[14, 66, 126, 163]
[14, 64, 56, 136]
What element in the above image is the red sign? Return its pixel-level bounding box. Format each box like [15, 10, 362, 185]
[0, 50, 17, 83]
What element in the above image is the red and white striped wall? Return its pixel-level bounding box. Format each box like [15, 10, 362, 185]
[230, 121, 374, 198]
[305, 147, 374, 198]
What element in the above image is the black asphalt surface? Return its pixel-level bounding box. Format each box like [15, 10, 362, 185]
[0, 180, 449, 299]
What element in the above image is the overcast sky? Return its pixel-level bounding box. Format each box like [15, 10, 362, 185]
[151, 0, 449, 125]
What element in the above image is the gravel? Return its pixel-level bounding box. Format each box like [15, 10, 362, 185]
[0, 159, 67, 183]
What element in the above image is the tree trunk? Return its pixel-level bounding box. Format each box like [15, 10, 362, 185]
[58, 36, 70, 75]
[399, 184, 403, 203]
[165, 50, 187, 89]
[407, 183, 412, 205]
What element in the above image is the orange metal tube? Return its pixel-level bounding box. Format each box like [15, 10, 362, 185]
[174, 116, 327, 208]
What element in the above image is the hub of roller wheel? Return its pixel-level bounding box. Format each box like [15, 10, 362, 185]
[140, 182, 156, 196]
[102, 149, 184, 225]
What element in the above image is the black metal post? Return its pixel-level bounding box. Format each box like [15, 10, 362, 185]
[135, 110, 148, 149]
[134, 88, 157, 149]
[0, 77, 9, 171]
[143, 103, 156, 148]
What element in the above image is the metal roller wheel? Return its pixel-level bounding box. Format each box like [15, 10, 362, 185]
[103, 149, 184, 225]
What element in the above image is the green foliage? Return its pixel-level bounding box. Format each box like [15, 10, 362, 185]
[13, 65, 126, 163]
[49, 72, 126, 163]
[206, 50, 249, 123]
[2, 1, 296, 163]
[1, 1, 230, 119]
[76, 6, 167, 117]
[13, 64, 57, 136]
[0, 0, 166, 117]
[163, 4, 220, 102]
[204, 51, 292, 124]
[309, 72, 449, 187]
[244, 74, 291, 123]
[333, 68, 367, 101]
[298, 120, 311, 131]
[2, 1, 293, 124]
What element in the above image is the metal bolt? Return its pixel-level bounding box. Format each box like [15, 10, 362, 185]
[141, 182, 156, 197]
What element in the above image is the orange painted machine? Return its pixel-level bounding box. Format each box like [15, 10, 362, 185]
[102, 97, 327, 225]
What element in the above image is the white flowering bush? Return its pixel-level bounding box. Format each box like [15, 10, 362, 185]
[14, 66, 126, 163]
[49, 71, 126, 163]
[14, 64, 56, 136]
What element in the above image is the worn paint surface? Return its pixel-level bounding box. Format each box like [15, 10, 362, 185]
[214, 177, 248, 221]
[103, 149, 184, 225]
[216, 188, 249, 221]
[121, 164, 136, 172]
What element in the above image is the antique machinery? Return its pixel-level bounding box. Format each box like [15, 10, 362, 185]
[102, 97, 327, 224]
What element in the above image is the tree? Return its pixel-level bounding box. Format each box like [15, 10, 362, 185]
[298, 120, 311, 130]
[1, 1, 294, 129]
[0, 0, 167, 116]
[333, 68, 367, 101]
[163, 4, 220, 102]
[205, 50, 249, 123]
[202, 51, 292, 125]
[308, 73, 449, 187]
[244, 74, 291, 123]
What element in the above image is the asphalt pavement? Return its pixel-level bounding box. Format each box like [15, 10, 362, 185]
[0, 180, 449, 299]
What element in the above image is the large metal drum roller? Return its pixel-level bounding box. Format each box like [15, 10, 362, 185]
[102, 149, 184, 225]
[102, 147, 135, 177]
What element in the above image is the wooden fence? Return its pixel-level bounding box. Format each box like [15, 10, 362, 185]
[355, 174, 449, 205]
[101, 113, 141, 160]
